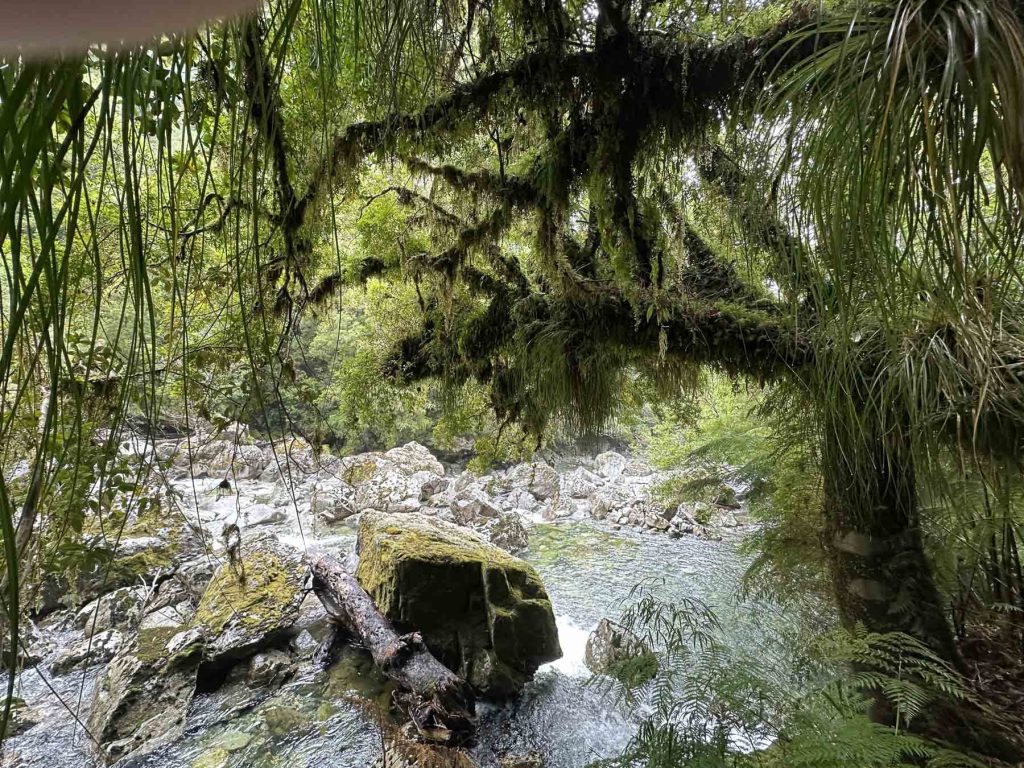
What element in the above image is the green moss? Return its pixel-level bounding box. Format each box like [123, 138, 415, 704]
[357, 521, 540, 613]
[134, 626, 204, 668]
[193, 552, 297, 634]
[193, 748, 230, 768]
[342, 458, 377, 485]
[261, 705, 305, 737]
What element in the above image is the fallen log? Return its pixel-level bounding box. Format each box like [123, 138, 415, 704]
[308, 552, 476, 745]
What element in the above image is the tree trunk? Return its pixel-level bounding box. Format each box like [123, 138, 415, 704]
[308, 553, 476, 745]
[822, 422, 1021, 762]
[822, 425, 961, 666]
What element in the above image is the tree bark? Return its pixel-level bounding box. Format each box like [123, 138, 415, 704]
[822, 421, 1021, 762]
[308, 553, 476, 745]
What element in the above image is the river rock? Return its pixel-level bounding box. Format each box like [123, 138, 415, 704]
[500, 753, 544, 768]
[588, 485, 635, 521]
[560, 467, 602, 498]
[452, 486, 501, 525]
[247, 648, 295, 687]
[622, 459, 655, 477]
[508, 462, 560, 500]
[585, 619, 656, 685]
[3, 698, 41, 738]
[192, 533, 306, 665]
[87, 626, 205, 764]
[356, 511, 561, 697]
[383, 441, 446, 476]
[312, 484, 357, 522]
[246, 503, 287, 527]
[488, 512, 529, 553]
[501, 488, 540, 514]
[594, 451, 628, 479]
[76, 586, 146, 637]
[51, 629, 124, 673]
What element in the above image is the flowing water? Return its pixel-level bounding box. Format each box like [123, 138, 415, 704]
[5, 514, 808, 768]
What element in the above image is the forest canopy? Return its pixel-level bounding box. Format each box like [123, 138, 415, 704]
[2, 0, 1024, 762]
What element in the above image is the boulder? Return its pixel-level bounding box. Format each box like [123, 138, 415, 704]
[313, 488, 358, 523]
[51, 629, 124, 674]
[560, 467, 602, 499]
[542, 492, 586, 521]
[3, 620, 53, 668]
[594, 451, 628, 479]
[382, 441, 446, 476]
[247, 649, 296, 687]
[507, 462, 560, 500]
[588, 486, 636, 521]
[87, 626, 205, 764]
[192, 533, 306, 665]
[452, 487, 501, 525]
[76, 586, 146, 637]
[585, 618, 657, 685]
[246, 503, 287, 527]
[622, 459, 655, 477]
[356, 511, 561, 697]
[487, 513, 529, 553]
[501, 488, 540, 514]
[3, 698, 41, 738]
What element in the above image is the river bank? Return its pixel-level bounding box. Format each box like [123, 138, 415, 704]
[3, 429, 809, 768]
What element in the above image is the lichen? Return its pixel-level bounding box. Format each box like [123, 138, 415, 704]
[193, 552, 298, 634]
[342, 458, 378, 485]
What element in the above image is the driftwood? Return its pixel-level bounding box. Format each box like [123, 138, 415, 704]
[308, 552, 476, 744]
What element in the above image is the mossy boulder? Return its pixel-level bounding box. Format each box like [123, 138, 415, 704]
[356, 511, 561, 698]
[86, 626, 205, 764]
[192, 533, 306, 664]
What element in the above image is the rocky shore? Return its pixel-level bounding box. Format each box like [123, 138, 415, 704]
[5, 425, 752, 766]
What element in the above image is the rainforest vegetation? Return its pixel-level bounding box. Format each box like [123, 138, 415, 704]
[2, 0, 1024, 765]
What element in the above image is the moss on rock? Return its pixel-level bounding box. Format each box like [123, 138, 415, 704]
[192, 533, 306, 663]
[356, 511, 561, 697]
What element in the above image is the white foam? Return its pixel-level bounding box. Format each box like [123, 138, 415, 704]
[543, 614, 592, 676]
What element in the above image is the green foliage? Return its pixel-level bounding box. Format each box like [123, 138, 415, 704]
[592, 587, 999, 768]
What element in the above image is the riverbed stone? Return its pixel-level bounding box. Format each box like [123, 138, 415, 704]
[560, 467, 602, 498]
[594, 451, 628, 479]
[192, 533, 306, 665]
[585, 618, 657, 685]
[247, 648, 296, 687]
[356, 511, 561, 697]
[383, 441, 446, 476]
[51, 629, 124, 673]
[76, 586, 146, 637]
[487, 512, 529, 553]
[246, 503, 287, 527]
[507, 462, 560, 500]
[87, 626, 205, 764]
[500, 753, 544, 768]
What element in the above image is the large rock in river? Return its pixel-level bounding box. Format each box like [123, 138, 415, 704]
[87, 626, 205, 764]
[356, 511, 561, 698]
[192, 532, 307, 664]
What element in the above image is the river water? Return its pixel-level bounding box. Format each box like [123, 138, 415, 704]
[5, 516, 812, 768]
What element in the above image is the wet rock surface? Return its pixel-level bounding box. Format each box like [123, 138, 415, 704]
[356, 511, 562, 698]
[584, 618, 656, 685]
[86, 626, 205, 764]
[192, 533, 307, 665]
[6, 425, 756, 767]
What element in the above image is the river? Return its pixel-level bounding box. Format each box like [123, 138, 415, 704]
[5, 510, 812, 768]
